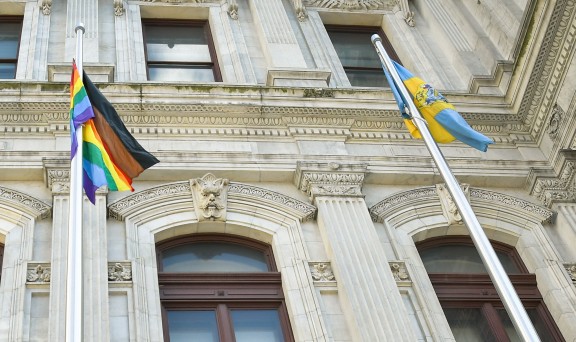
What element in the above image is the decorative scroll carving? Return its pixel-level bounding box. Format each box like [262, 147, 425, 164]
[0, 186, 52, 220]
[370, 186, 554, 224]
[303, 88, 334, 98]
[114, 0, 125, 16]
[227, 0, 239, 19]
[108, 262, 132, 281]
[309, 262, 336, 282]
[295, 162, 367, 200]
[41, 0, 52, 15]
[548, 104, 563, 139]
[436, 183, 470, 225]
[228, 183, 316, 221]
[389, 261, 410, 283]
[108, 182, 192, 220]
[304, 0, 395, 10]
[565, 263, 576, 285]
[191, 174, 229, 222]
[27, 263, 51, 283]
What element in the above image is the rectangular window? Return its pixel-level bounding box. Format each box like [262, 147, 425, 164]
[142, 20, 221, 82]
[0, 16, 23, 79]
[325, 26, 400, 87]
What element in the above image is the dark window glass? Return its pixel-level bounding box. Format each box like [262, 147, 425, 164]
[231, 309, 284, 342]
[143, 20, 220, 82]
[326, 26, 400, 87]
[0, 18, 22, 79]
[167, 310, 219, 342]
[417, 236, 565, 341]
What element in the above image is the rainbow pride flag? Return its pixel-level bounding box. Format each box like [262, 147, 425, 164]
[383, 60, 493, 152]
[70, 62, 159, 204]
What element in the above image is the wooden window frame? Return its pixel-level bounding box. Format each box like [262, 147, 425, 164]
[157, 234, 294, 342]
[417, 236, 565, 341]
[142, 19, 222, 82]
[0, 16, 23, 79]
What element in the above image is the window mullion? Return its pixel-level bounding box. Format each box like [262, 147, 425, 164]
[216, 303, 235, 342]
[481, 303, 511, 342]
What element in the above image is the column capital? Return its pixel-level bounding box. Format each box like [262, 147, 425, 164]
[294, 161, 367, 200]
[43, 158, 71, 195]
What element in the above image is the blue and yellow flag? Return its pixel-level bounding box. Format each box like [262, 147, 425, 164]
[383, 60, 493, 152]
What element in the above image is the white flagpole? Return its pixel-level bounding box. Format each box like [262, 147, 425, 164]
[371, 35, 541, 341]
[66, 23, 85, 342]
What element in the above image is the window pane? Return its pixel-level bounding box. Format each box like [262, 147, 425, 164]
[444, 308, 497, 342]
[162, 242, 269, 272]
[0, 23, 20, 59]
[145, 25, 210, 63]
[231, 309, 284, 342]
[148, 65, 215, 83]
[327, 31, 381, 68]
[346, 69, 387, 87]
[0, 64, 16, 79]
[167, 310, 219, 342]
[420, 245, 520, 273]
[497, 309, 557, 342]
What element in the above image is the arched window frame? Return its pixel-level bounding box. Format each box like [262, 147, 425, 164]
[156, 233, 294, 342]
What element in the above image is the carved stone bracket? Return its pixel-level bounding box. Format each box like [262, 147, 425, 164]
[436, 183, 470, 226]
[108, 262, 132, 282]
[397, 0, 414, 26]
[43, 158, 70, 195]
[548, 103, 564, 140]
[114, 0, 125, 16]
[292, 0, 307, 21]
[295, 161, 367, 201]
[191, 173, 229, 222]
[40, 0, 52, 15]
[304, 0, 396, 11]
[227, 0, 238, 19]
[309, 262, 336, 285]
[26, 263, 51, 283]
[565, 263, 576, 285]
[529, 151, 576, 208]
[389, 261, 411, 285]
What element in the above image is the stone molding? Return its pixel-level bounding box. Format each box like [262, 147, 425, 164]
[309, 262, 336, 285]
[389, 261, 411, 285]
[529, 156, 576, 208]
[294, 161, 367, 200]
[304, 0, 396, 11]
[108, 180, 316, 222]
[565, 263, 576, 285]
[26, 263, 51, 283]
[108, 262, 132, 282]
[370, 185, 555, 224]
[0, 186, 51, 220]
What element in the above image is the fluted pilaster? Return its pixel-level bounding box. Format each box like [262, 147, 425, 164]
[295, 161, 416, 341]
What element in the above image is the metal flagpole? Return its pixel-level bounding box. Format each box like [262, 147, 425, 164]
[66, 23, 85, 342]
[371, 34, 541, 342]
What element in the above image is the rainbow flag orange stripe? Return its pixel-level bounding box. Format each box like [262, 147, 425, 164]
[70, 62, 159, 203]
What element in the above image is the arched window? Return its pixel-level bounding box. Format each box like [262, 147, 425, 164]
[156, 234, 294, 342]
[417, 236, 564, 342]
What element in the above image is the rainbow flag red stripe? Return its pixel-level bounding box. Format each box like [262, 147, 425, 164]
[70, 62, 159, 203]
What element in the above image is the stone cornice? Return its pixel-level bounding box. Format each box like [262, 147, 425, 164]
[0, 186, 52, 220]
[370, 186, 554, 224]
[528, 150, 576, 207]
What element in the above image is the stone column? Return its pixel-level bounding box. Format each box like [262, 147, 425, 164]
[44, 159, 110, 342]
[295, 162, 416, 342]
[65, 0, 99, 63]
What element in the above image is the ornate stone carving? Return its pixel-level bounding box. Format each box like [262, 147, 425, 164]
[228, 183, 316, 221]
[370, 186, 554, 224]
[304, 0, 395, 10]
[565, 263, 576, 284]
[26, 263, 51, 283]
[108, 262, 132, 281]
[309, 262, 336, 282]
[295, 162, 367, 200]
[41, 0, 52, 15]
[397, 0, 414, 26]
[548, 104, 563, 139]
[108, 182, 193, 220]
[389, 261, 410, 283]
[436, 183, 470, 225]
[0, 186, 52, 220]
[303, 88, 334, 98]
[530, 152, 576, 208]
[114, 0, 125, 16]
[292, 0, 307, 21]
[191, 174, 229, 222]
[227, 0, 239, 19]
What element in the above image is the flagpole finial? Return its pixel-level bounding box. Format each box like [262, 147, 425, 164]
[75, 23, 85, 34]
[371, 34, 381, 44]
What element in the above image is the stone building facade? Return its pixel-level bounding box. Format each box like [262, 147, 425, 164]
[1, 0, 576, 341]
